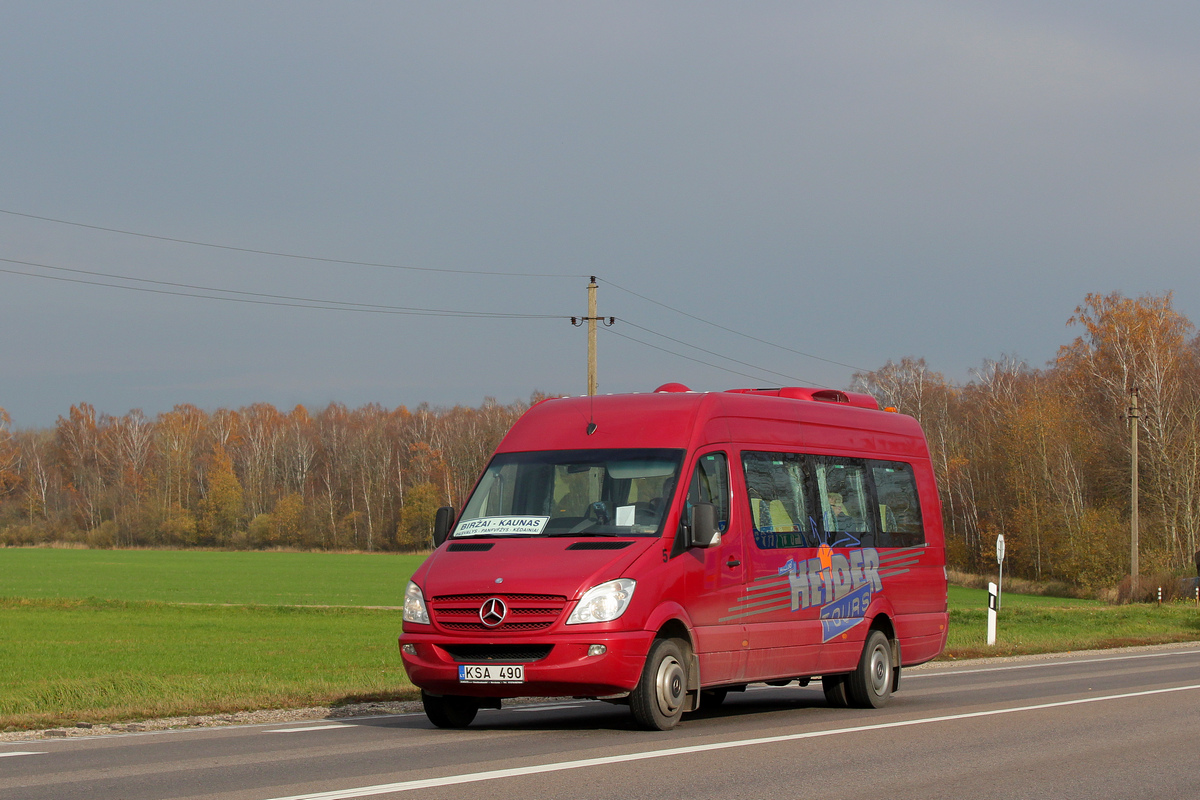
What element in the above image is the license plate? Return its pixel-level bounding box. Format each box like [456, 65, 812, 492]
[458, 664, 525, 684]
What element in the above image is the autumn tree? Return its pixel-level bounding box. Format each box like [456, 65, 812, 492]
[314, 403, 351, 548]
[268, 493, 306, 548]
[105, 409, 155, 541]
[1057, 292, 1200, 569]
[279, 405, 316, 498]
[55, 403, 107, 532]
[396, 481, 442, 551]
[344, 405, 395, 551]
[155, 404, 206, 511]
[235, 403, 284, 518]
[14, 429, 55, 525]
[0, 407, 18, 498]
[197, 446, 245, 546]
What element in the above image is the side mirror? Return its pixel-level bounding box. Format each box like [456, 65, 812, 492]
[689, 503, 720, 548]
[432, 506, 456, 547]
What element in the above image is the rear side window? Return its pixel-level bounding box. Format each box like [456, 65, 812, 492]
[870, 461, 925, 547]
[742, 452, 815, 549]
[742, 451, 926, 550]
[812, 457, 874, 548]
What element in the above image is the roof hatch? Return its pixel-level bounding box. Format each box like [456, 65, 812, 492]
[724, 387, 880, 410]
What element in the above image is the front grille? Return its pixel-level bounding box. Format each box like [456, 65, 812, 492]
[429, 593, 567, 633]
[440, 621, 551, 631]
[434, 593, 563, 603]
[442, 644, 554, 663]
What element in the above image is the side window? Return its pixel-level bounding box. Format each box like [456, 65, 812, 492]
[685, 452, 730, 532]
[742, 451, 814, 549]
[813, 457, 873, 548]
[672, 452, 730, 557]
[870, 461, 925, 547]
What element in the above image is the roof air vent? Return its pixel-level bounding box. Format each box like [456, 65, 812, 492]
[810, 389, 850, 404]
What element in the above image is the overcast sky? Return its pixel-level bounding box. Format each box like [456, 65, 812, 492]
[2, 2, 1197, 429]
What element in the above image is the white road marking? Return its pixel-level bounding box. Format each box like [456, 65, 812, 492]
[908, 648, 1200, 678]
[0, 751, 46, 758]
[267, 725, 353, 734]
[737, 649, 1200, 694]
[256, 682, 1200, 800]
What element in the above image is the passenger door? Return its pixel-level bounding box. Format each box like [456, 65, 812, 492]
[810, 455, 878, 673]
[677, 450, 747, 685]
[738, 450, 826, 681]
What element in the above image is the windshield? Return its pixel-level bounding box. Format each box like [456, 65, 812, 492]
[454, 448, 685, 538]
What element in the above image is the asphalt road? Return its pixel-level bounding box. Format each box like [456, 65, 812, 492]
[4, 645, 1200, 800]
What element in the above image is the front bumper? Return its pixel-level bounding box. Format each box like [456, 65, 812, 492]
[399, 629, 655, 698]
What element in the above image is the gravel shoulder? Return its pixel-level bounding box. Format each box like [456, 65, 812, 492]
[0, 700, 427, 743]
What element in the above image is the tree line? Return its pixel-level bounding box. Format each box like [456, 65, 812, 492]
[0, 397, 535, 551]
[1, 292, 1197, 590]
[852, 292, 1200, 591]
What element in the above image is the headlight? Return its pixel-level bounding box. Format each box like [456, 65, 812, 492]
[403, 581, 430, 624]
[567, 579, 636, 624]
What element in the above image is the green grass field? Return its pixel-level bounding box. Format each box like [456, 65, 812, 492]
[0, 548, 427, 606]
[0, 598, 403, 729]
[1, 548, 1198, 730]
[0, 548, 427, 730]
[946, 585, 1200, 658]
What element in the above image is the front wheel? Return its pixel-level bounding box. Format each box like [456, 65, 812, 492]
[422, 691, 479, 729]
[847, 629, 894, 708]
[630, 638, 688, 730]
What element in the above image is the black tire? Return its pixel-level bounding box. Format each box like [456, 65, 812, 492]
[630, 638, 688, 730]
[422, 691, 479, 729]
[822, 674, 850, 708]
[847, 629, 894, 709]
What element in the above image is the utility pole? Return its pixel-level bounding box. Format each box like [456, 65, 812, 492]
[1130, 385, 1140, 598]
[587, 278, 598, 396]
[570, 277, 614, 396]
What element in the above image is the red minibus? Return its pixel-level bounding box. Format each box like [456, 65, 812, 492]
[399, 384, 948, 730]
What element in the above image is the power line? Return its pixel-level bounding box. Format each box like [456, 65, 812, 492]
[0, 208, 584, 279]
[616, 317, 818, 385]
[597, 277, 870, 372]
[0, 258, 564, 319]
[600, 326, 835, 388]
[0, 207, 870, 374]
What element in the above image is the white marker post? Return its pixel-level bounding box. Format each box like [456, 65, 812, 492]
[987, 581, 998, 646]
[996, 534, 1006, 611]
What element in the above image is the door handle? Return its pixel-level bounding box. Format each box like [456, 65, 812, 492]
[726, 557, 741, 568]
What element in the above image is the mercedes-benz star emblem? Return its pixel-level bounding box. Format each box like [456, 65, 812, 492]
[479, 597, 508, 627]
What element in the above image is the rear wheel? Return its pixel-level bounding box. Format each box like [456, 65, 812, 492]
[422, 691, 479, 729]
[847, 629, 894, 709]
[630, 638, 688, 730]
